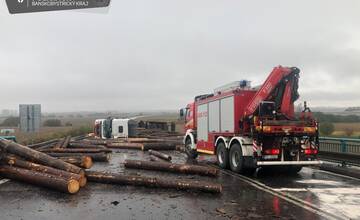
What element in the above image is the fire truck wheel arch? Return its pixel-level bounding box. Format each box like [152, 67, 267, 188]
[184, 130, 196, 150]
[214, 136, 229, 152]
[228, 137, 253, 157]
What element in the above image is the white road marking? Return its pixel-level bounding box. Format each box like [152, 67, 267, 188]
[0, 179, 9, 185]
[274, 188, 308, 192]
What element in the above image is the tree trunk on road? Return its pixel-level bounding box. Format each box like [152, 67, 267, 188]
[0, 139, 84, 176]
[0, 165, 80, 194]
[124, 160, 219, 177]
[57, 156, 93, 169]
[86, 170, 222, 193]
[148, 150, 172, 161]
[2, 155, 86, 187]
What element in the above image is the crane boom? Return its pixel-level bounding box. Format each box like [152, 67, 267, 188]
[244, 66, 299, 118]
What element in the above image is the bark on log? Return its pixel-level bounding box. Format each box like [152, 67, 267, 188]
[81, 140, 108, 145]
[69, 142, 108, 150]
[54, 138, 66, 149]
[61, 136, 72, 148]
[28, 139, 59, 149]
[141, 143, 177, 151]
[0, 139, 84, 176]
[2, 155, 86, 187]
[128, 138, 165, 143]
[0, 165, 80, 194]
[47, 152, 111, 162]
[124, 160, 219, 177]
[149, 155, 170, 163]
[86, 170, 222, 193]
[40, 148, 111, 154]
[107, 142, 143, 150]
[148, 150, 172, 161]
[57, 156, 93, 169]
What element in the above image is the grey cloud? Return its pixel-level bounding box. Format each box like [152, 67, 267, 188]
[0, 0, 359, 112]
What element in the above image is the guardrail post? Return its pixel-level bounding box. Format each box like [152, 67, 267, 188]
[340, 139, 347, 153]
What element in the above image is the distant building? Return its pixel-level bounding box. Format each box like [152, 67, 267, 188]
[19, 104, 41, 132]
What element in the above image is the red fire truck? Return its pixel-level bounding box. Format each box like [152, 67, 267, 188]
[180, 66, 322, 174]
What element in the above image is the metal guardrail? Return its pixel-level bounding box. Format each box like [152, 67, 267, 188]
[319, 137, 360, 165]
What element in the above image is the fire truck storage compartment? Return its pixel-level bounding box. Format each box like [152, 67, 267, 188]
[220, 96, 234, 133]
[197, 104, 208, 141]
[197, 95, 235, 143]
[209, 101, 220, 132]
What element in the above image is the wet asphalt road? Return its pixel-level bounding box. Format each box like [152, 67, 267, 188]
[0, 149, 355, 220]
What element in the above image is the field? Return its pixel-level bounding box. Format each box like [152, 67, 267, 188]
[332, 123, 360, 138]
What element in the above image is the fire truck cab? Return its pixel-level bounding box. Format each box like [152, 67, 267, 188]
[180, 66, 322, 174]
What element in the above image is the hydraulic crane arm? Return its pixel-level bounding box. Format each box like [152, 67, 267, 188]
[244, 66, 300, 118]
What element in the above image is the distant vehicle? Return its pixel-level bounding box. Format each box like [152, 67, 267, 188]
[0, 136, 17, 142]
[0, 129, 15, 135]
[94, 118, 138, 139]
[180, 66, 321, 174]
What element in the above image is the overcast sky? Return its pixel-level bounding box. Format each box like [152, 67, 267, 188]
[0, 0, 359, 112]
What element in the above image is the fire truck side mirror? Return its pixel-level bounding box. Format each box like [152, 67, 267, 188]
[179, 109, 184, 118]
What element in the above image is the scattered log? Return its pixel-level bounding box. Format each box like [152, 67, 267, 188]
[0, 139, 84, 176]
[86, 171, 222, 193]
[69, 142, 108, 150]
[57, 156, 93, 169]
[61, 136, 72, 148]
[141, 143, 177, 151]
[47, 152, 111, 162]
[149, 155, 170, 163]
[148, 150, 172, 161]
[54, 137, 66, 149]
[2, 155, 86, 187]
[40, 148, 111, 154]
[0, 165, 80, 194]
[124, 160, 219, 177]
[28, 139, 60, 149]
[81, 139, 108, 145]
[107, 142, 143, 150]
[128, 138, 165, 143]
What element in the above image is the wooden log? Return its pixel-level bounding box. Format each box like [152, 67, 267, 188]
[0, 139, 84, 176]
[141, 143, 177, 151]
[149, 155, 170, 163]
[40, 148, 110, 154]
[0, 165, 80, 194]
[54, 137, 66, 149]
[86, 171, 222, 193]
[57, 156, 93, 169]
[148, 150, 172, 161]
[61, 136, 72, 148]
[124, 160, 219, 177]
[128, 138, 165, 143]
[69, 142, 108, 150]
[107, 142, 143, 150]
[81, 139, 108, 145]
[2, 155, 87, 187]
[47, 152, 111, 162]
[28, 139, 59, 149]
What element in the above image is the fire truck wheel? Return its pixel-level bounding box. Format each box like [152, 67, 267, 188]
[185, 138, 198, 159]
[216, 142, 229, 169]
[229, 143, 245, 173]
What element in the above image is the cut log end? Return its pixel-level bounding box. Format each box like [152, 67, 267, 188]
[79, 176, 87, 187]
[83, 156, 93, 169]
[68, 179, 80, 194]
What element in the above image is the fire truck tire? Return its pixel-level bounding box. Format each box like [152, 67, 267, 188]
[216, 142, 229, 169]
[229, 144, 246, 173]
[185, 138, 198, 159]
